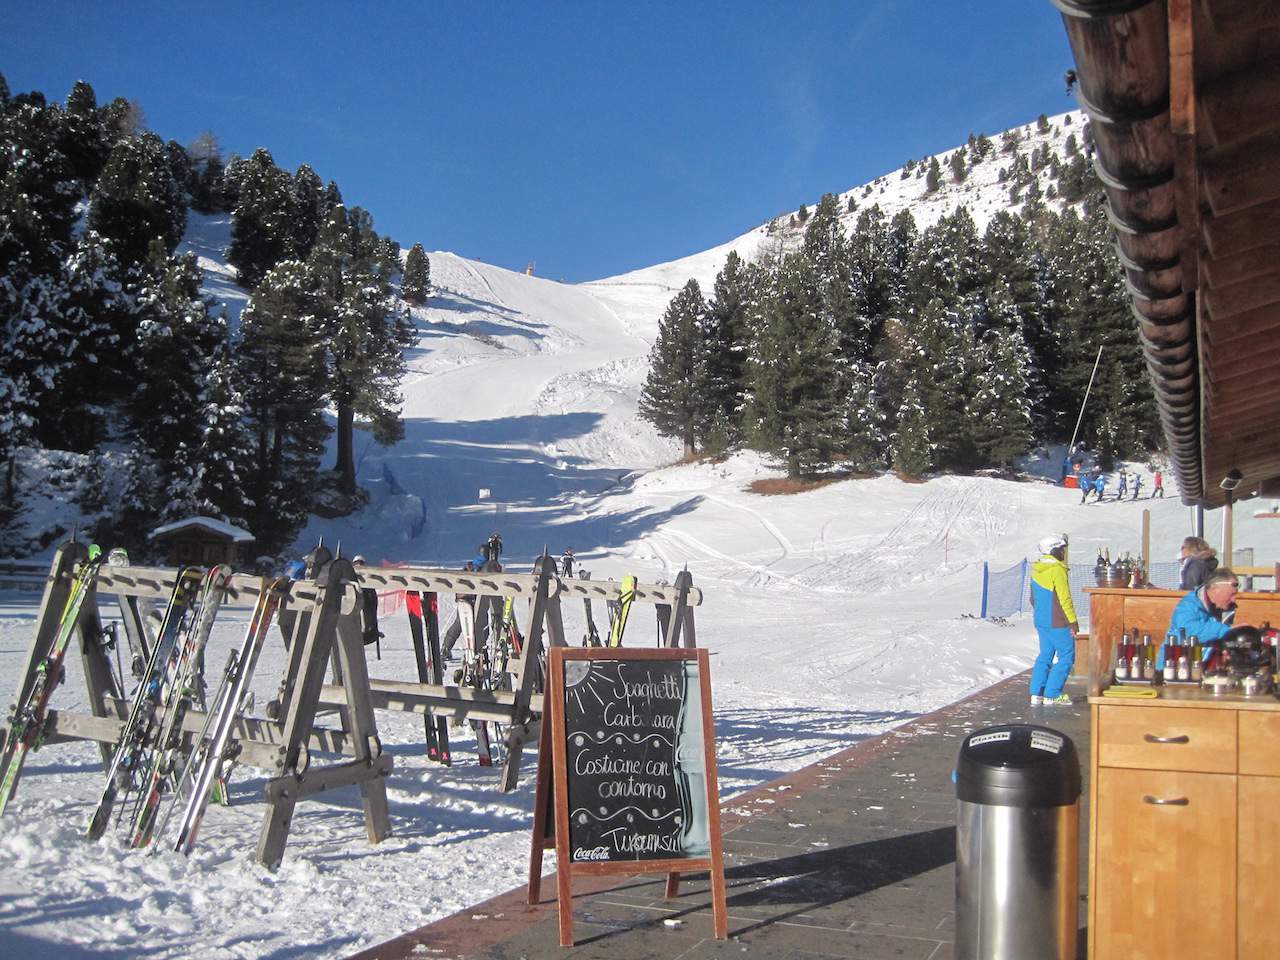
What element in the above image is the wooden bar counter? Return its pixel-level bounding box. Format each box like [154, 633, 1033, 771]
[1084, 586, 1280, 696]
[1085, 586, 1280, 960]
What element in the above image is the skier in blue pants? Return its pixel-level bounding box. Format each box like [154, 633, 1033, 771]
[1029, 535, 1080, 705]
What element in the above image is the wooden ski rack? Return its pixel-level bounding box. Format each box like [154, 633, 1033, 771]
[3, 542, 705, 869]
[3, 541, 389, 870]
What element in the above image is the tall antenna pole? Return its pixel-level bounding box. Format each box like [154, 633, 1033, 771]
[1068, 345, 1104, 455]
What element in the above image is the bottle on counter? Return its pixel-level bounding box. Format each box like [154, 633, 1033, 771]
[1163, 632, 1178, 682]
[1141, 633, 1154, 680]
[1190, 635, 1203, 682]
[1176, 628, 1191, 681]
[1115, 637, 1130, 680]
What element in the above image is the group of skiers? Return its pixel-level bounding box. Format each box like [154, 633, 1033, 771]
[1078, 468, 1164, 504]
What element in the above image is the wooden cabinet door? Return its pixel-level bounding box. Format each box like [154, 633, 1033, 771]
[1239, 776, 1280, 960]
[1094, 767, 1236, 960]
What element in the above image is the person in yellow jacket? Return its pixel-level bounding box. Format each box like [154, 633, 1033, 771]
[1029, 535, 1080, 705]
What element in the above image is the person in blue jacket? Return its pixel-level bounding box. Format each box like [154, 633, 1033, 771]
[1094, 473, 1108, 502]
[1029, 535, 1080, 705]
[1157, 568, 1241, 669]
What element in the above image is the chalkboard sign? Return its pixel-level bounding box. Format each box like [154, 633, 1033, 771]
[562, 655, 709, 861]
[529, 647, 726, 946]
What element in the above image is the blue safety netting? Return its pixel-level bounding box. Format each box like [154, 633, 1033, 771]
[980, 559, 1187, 628]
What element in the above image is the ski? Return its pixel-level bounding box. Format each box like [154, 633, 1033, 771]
[85, 566, 203, 842]
[128, 565, 234, 847]
[579, 568, 600, 646]
[456, 599, 492, 766]
[407, 590, 450, 765]
[163, 577, 284, 855]
[0, 547, 104, 815]
[608, 575, 637, 647]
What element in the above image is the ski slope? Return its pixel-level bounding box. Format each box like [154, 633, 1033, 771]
[5, 109, 1277, 958]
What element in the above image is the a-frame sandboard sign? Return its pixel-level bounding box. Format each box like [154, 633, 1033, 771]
[528, 647, 727, 946]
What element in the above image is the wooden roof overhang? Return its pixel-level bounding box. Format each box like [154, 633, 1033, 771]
[1054, 0, 1280, 508]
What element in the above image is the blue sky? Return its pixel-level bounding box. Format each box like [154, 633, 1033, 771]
[1, 1, 1074, 282]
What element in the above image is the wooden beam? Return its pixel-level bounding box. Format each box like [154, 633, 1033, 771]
[1199, 60, 1280, 150]
[1200, 300, 1280, 346]
[1202, 244, 1280, 290]
[1202, 132, 1280, 216]
[1203, 198, 1280, 258]
[1202, 270, 1280, 320]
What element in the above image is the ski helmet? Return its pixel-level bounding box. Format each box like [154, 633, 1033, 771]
[1038, 535, 1067, 555]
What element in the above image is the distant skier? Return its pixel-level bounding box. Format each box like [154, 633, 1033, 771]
[1152, 470, 1165, 498]
[1116, 472, 1128, 500]
[1094, 473, 1108, 503]
[560, 547, 575, 577]
[1079, 473, 1093, 505]
[1131, 472, 1143, 500]
[480, 531, 503, 564]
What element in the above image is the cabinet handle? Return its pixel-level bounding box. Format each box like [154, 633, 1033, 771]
[1143, 733, 1190, 744]
[1143, 795, 1189, 806]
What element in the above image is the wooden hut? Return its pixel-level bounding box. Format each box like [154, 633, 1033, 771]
[149, 516, 254, 567]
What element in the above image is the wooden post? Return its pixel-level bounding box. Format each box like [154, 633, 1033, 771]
[1141, 509, 1151, 581]
[499, 554, 557, 792]
[258, 557, 356, 869]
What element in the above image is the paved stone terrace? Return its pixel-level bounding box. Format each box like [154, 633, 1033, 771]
[352, 673, 1091, 960]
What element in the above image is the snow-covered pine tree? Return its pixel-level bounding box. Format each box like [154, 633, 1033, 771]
[228, 148, 296, 288]
[38, 231, 132, 450]
[745, 253, 842, 477]
[639, 279, 709, 458]
[1, 98, 80, 275]
[236, 260, 330, 552]
[59, 80, 110, 186]
[186, 337, 254, 527]
[306, 204, 412, 496]
[402, 243, 431, 305]
[127, 252, 226, 498]
[291, 163, 326, 260]
[890, 363, 933, 478]
[699, 250, 750, 449]
[87, 132, 187, 268]
[971, 319, 1035, 467]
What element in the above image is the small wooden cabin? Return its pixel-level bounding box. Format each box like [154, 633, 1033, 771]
[149, 516, 254, 567]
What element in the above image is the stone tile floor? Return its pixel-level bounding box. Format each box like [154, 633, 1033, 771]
[353, 673, 1091, 960]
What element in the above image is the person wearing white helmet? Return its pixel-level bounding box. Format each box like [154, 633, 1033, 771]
[1028, 534, 1080, 705]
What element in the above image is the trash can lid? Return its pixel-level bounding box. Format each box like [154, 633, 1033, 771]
[956, 724, 1081, 807]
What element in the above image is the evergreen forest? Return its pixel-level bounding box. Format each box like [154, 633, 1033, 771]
[639, 134, 1160, 479]
[0, 75, 429, 557]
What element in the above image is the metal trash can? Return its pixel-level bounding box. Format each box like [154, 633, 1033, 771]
[955, 724, 1081, 960]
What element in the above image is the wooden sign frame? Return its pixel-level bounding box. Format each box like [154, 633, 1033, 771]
[528, 646, 727, 946]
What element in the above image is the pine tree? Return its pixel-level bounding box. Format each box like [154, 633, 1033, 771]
[128, 252, 226, 472]
[88, 132, 187, 268]
[925, 156, 941, 193]
[402, 243, 431, 305]
[306, 205, 412, 495]
[701, 252, 751, 449]
[949, 147, 967, 183]
[291, 163, 326, 259]
[638, 280, 708, 457]
[236, 260, 330, 552]
[1, 100, 80, 274]
[745, 253, 841, 477]
[228, 148, 295, 288]
[59, 80, 110, 184]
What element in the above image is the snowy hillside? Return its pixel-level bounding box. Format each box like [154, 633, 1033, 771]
[10, 107, 1272, 958]
[582, 110, 1087, 339]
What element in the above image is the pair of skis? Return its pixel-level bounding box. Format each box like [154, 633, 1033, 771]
[126, 565, 234, 847]
[455, 599, 494, 766]
[607, 575, 636, 647]
[156, 577, 285, 854]
[0, 547, 105, 815]
[405, 591, 450, 765]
